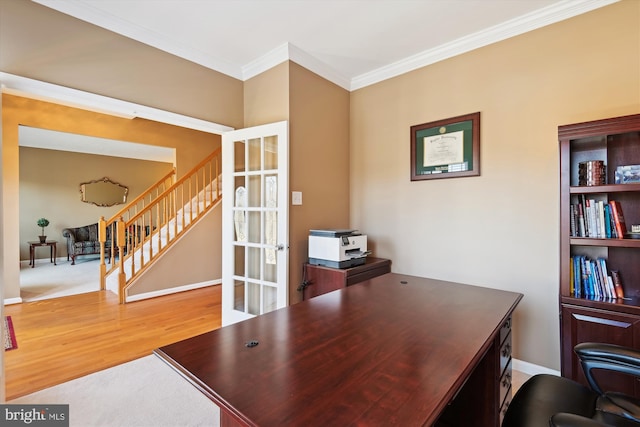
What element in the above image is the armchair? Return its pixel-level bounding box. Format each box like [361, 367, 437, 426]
[502, 343, 640, 427]
[62, 223, 112, 265]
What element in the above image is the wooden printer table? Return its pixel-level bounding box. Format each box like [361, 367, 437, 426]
[302, 256, 391, 299]
[156, 273, 522, 427]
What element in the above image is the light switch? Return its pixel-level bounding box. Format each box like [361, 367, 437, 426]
[292, 191, 302, 205]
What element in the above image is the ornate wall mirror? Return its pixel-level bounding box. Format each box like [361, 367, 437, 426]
[80, 177, 128, 207]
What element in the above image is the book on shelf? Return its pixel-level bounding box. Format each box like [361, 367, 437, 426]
[569, 259, 574, 295]
[577, 201, 586, 237]
[570, 205, 576, 237]
[611, 270, 625, 299]
[603, 204, 612, 238]
[609, 200, 627, 238]
[570, 198, 627, 239]
[586, 198, 596, 237]
[570, 255, 618, 300]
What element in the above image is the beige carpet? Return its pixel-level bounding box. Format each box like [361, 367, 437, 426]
[19, 257, 101, 302]
[9, 354, 220, 427]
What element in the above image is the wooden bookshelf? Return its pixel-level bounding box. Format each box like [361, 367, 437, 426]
[559, 113, 640, 396]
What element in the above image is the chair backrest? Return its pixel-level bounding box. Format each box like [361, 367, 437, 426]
[74, 223, 99, 242]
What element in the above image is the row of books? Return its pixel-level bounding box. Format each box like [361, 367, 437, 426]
[570, 196, 627, 238]
[570, 255, 624, 299]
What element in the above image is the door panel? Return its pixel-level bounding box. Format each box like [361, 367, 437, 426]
[222, 121, 289, 326]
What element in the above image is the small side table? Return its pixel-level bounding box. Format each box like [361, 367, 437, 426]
[28, 241, 57, 268]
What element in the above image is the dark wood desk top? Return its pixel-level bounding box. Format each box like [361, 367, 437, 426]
[156, 273, 522, 426]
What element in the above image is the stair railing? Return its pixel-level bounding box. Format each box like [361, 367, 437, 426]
[99, 148, 222, 303]
[98, 168, 175, 293]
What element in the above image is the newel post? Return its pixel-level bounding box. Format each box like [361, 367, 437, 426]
[117, 217, 126, 303]
[98, 217, 107, 291]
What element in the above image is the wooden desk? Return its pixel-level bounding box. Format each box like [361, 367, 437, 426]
[302, 257, 391, 299]
[28, 240, 57, 268]
[155, 273, 522, 426]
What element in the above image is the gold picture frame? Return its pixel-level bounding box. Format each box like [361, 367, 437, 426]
[80, 177, 129, 207]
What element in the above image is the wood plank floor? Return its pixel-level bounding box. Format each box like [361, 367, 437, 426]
[4, 286, 221, 400]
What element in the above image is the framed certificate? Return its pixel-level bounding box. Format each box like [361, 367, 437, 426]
[410, 112, 480, 180]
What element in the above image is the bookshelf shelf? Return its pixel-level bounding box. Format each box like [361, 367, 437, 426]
[569, 183, 640, 194]
[562, 295, 640, 310]
[559, 113, 640, 397]
[570, 237, 640, 248]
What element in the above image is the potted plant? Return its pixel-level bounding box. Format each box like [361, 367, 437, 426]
[37, 218, 49, 243]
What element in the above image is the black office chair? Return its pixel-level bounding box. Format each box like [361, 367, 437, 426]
[502, 342, 640, 427]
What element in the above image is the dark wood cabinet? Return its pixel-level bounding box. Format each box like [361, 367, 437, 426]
[301, 257, 391, 300]
[559, 113, 640, 395]
[561, 304, 640, 396]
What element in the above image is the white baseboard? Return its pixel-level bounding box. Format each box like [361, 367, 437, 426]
[512, 358, 560, 377]
[125, 279, 221, 303]
[4, 297, 23, 306]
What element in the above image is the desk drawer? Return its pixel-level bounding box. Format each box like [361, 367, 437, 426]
[345, 263, 391, 286]
[500, 388, 512, 427]
[500, 317, 512, 345]
[499, 359, 512, 408]
[500, 331, 512, 376]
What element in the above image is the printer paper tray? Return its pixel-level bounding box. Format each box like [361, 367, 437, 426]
[308, 257, 367, 269]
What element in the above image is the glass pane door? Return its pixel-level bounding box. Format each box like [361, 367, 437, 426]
[222, 121, 288, 326]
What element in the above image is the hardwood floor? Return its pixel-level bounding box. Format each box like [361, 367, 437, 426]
[4, 286, 221, 400]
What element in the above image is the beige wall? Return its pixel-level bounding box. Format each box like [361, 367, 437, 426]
[127, 206, 222, 296]
[350, 0, 640, 370]
[243, 62, 351, 304]
[244, 62, 290, 128]
[19, 147, 174, 260]
[2, 94, 224, 301]
[0, 0, 244, 129]
[289, 62, 350, 303]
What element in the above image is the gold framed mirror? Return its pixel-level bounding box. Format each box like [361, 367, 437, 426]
[80, 177, 128, 207]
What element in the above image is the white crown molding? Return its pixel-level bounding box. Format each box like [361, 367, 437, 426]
[241, 43, 351, 90]
[287, 44, 351, 91]
[33, 0, 243, 80]
[0, 72, 234, 135]
[351, 0, 619, 90]
[241, 43, 290, 81]
[33, 0, 619, 92]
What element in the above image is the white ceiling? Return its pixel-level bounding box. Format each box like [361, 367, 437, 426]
[19, 126, 176, 164]
[33, 0, 618, 91]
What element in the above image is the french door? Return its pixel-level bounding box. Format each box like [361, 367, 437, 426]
[221, 121, 289, 326]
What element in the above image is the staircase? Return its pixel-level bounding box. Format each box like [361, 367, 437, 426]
[99, 148, 222, 303]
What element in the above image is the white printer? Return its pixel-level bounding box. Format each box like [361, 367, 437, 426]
[308, 229, 369, 268]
